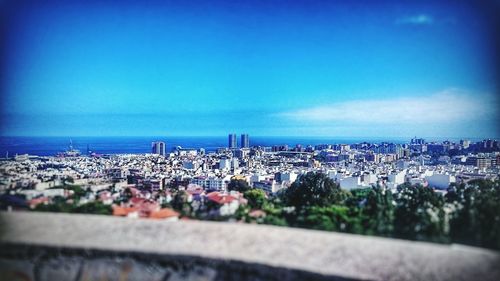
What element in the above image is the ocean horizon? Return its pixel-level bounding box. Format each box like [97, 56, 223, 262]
[0, 135, 488, 157]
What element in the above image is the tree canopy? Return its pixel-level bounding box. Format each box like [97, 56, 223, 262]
[227, 179, 251, 193]
[283, 172, 347, 208]
[244, 189, 267, 209]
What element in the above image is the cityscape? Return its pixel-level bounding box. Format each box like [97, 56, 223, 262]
[1, 134, 498, 232]
[1, 0, 500, 280]
[2, 134, 500, 197]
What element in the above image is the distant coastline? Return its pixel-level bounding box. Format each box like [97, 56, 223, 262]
[0, 135, 490, 157]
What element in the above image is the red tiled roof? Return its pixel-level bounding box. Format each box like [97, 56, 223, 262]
[206, 192, 236, 205]
[112, 206, 139, 216]
[139, 201, 159, 212]
[28, 197, 49, 208]
[130, 197, 146, 205]
[149, 208, 180, 219]
[206, 191, 219, 197]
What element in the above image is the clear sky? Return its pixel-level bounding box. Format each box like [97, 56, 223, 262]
[1, 0, 499, 138]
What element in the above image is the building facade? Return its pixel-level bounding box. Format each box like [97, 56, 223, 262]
[151, 141, 166, 156]
[228, 134, 237, 149]
[241, 134, 249, 148]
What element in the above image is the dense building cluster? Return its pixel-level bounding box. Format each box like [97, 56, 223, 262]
[0, 136, 499, 220]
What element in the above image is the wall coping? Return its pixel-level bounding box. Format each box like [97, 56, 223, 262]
[1, 211, 499, 281]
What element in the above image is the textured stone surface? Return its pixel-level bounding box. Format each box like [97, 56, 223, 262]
[1, 211, 499, 281]
[0, 259, 35, 281]
[36, 257, 82, 281]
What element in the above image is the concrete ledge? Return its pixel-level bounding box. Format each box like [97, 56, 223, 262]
[1, 211, 499, 281]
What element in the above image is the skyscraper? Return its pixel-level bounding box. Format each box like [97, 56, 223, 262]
[411, 137, 425, 145]
[241, 134, 249, 148]
[228, 134, 237, 149]
[152, 141, 166, 156]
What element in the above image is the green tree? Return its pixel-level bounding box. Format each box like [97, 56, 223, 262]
[34, 197, 73, 213]
[66, 185, 86, 199]
[446, 179, 500, 250]
[123, 187, 133, 201]
[171, 190, 192, 216]
[234, 205, 251, 222]
[244, 189, 267, 209]
[71, 201, 112, 215]
[261, 200, 288, 226]
[345, 188, 372, 208]
[283, 172, 347, 208]
[295, 205, 361, 233]
[227, 179, 251, 193]
[362, 187, 395, 236]
[262, 214, 288, 226]
[394, 183, 447, 243]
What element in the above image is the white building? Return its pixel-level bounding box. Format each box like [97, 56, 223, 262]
[191, 176, 229, 191]
[219, 159, 231, 170]
[362, 173, 378, 185]
[276, 171, 298, 183]
[253, 180, 281, 193]
[183, 160, 199, 170]
[425, 174, 456, 190]
[231, 158, 239, 170]
[339, 176, 361, 190]
[388, 170, 406, 185]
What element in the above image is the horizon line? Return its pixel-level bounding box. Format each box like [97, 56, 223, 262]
[0, 135, 497, 140]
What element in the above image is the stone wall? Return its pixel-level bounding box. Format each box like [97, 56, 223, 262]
[0, 245, 344, 281]
[1, 211, 499, 281]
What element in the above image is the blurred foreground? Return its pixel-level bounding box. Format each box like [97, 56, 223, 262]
[1, 211, 499, 281]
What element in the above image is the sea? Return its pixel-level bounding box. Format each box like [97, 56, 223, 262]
[0, 136, 458, 157]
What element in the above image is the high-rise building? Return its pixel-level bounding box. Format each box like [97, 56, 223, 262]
[151, 141, 166, 156]
[411, 137, 425, 145]
[228, 134, 237, 149]
[241, 134, 249, 148]
[460, 139, 471, 149]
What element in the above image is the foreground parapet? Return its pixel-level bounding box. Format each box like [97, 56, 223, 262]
[1, 211, 499, 281]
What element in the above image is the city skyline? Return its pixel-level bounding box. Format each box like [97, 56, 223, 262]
[1, 0, 499, 138]
[1, 135, 498, 158]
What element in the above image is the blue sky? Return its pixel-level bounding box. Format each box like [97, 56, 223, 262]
[1, 0, 499, 137]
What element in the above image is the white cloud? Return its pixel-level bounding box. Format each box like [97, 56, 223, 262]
[396, 14, 434, 25]
[279, 89, 497, 125]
